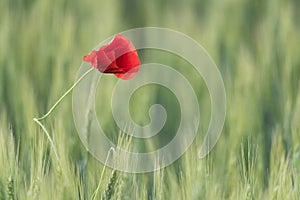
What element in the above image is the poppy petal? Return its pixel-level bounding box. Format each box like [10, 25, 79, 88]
[83, 34, 140, 80]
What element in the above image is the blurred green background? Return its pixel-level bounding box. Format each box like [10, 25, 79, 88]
[0, 0, 299, 199]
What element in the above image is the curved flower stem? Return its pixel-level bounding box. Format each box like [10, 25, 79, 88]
[33, 67, 95, 176]
[33, 118, 62, 168]
[34, 67, 95, 121]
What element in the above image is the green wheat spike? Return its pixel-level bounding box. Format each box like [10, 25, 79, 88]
[101, 170, 118, 200]
[7, 176, 14, 200]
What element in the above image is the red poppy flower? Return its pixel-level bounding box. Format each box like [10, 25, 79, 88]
[83, 34, 140, 80]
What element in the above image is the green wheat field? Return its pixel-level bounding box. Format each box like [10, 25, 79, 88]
[0, 0, 300, 199]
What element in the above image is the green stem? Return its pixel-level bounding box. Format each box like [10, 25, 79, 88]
[33, 118, 62, 168]
[34, 67, 95, 121]
[33, 67, 95, 177]
[91, 147, 115, 200]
